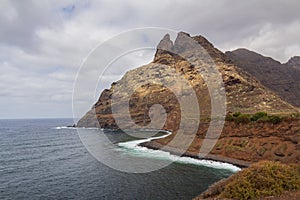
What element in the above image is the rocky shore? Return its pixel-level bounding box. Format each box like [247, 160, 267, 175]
[140, 140, 251, 168]
[140, 118, 300, 166]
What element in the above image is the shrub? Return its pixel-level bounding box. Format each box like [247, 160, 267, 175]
[227, 112, 283, 124]
[234, 114, 251, 123]
[221, 161, 300, 200]
[256, 115, 270, 123]
[251, 112, 268, 121]
[268, 115, 283, 124]
[257, 115, 283, 124]
[233, 112, 241, 117]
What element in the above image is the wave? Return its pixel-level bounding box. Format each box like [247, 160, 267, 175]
[118, 131, 241, 172]
[54, 126, 101, 130]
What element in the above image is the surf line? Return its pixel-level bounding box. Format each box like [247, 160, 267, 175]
[118, 130, 241, 172]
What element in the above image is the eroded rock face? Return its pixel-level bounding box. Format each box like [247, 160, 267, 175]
[77, 32, 298, 129]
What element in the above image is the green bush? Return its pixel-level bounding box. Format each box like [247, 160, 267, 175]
[257, 115, 282, 124]
[221, 161, 300, 200]
[226, 112, 284, 124]
[268, 115, 283, 124]
[234, 114, 251, 123]
[233, 112, 241, 117]
[256, 115, 270, 122]
[251, 112, 268, 121]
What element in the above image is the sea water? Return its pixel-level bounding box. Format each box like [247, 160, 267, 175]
[0, 119, 237, 200]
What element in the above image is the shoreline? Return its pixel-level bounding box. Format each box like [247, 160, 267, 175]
[117, 129, 241, 171]
[71, 126, 251, 168]
[139, 140, 251, 168]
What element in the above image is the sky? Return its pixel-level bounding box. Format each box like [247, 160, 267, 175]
[0, 0, 300, 119]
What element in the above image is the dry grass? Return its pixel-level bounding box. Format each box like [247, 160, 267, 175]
[220, 161, 300, 200]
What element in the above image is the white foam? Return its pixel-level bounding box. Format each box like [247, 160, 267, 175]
[118, 131, 241, 172]
[54, 126, 100, 130]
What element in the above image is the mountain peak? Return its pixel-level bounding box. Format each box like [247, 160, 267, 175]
[177, 31, 191, 37]
[192, 35, 227, 62]
[155, 32, 227, 63]
[156, 33, 174, 52]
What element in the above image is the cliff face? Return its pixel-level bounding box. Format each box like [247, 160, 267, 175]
[226, 49, 300, 107]
[77, 32, 298, 129]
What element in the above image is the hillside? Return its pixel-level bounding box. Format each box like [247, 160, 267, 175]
[226, 49, 300, 107]
[194, 161, 300, 200]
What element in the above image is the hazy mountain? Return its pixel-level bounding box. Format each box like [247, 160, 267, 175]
[226, 49, 300, 107]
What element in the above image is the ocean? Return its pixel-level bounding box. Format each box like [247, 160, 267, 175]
[0, 119, 237, 200]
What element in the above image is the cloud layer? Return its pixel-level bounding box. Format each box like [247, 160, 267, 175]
[0, 0, 299, 118]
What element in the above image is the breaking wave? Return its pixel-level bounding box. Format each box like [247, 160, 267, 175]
[118, 131, 241, 172]
[54, 126, 101, 130]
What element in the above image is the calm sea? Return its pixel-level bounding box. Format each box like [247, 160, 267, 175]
[0, 119, 236, 200]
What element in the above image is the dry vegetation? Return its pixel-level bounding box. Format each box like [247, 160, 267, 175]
[195, 161, 300, 200]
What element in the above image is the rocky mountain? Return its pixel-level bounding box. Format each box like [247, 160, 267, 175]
[77, 32, 298, 129]
[226, 49, 300, 107]
[76, 32, 300, 165]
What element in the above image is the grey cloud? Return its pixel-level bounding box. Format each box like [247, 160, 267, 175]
[0, 0, 300, 118]
[85, 0, 300, 62]
[0, 0, 58, 49]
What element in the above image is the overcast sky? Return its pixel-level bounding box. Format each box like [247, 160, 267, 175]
[1, 0, 300, 119]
